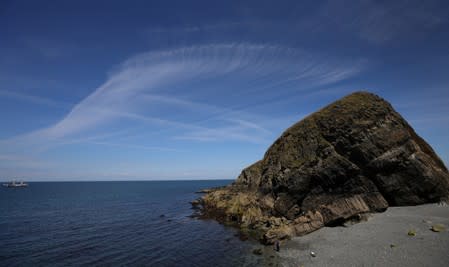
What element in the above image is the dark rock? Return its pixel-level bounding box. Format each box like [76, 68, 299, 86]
[274, 240, 280, 251]
[252, 248, 263, 255]
[195, 189, 213, 194]
[238, 232, 249, 241]
[190, 199, 203, 210]
[190, 199, 201, 206]
[197, 91, 449, 244]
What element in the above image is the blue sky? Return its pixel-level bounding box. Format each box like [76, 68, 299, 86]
[1, 0, 448, 181]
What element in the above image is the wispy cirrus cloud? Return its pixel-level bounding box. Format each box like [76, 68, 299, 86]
[142, 1, 448, 48]
[0, 89, 70, 109]
[4, 43, 366, 153]
[306, 0, 449, 44]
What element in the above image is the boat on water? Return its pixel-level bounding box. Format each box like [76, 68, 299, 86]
[2, 180, 28, 188]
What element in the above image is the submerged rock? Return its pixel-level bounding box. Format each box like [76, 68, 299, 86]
[195, 91, 449, 244]
[195, 189, 213, 194]
[190, 199, 201, 208]
[252, 248, 263, 255]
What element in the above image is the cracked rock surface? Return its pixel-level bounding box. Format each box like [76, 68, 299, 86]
[197, 91, 449, 244]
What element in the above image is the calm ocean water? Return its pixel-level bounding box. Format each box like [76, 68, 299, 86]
[0, 180, 267, 267]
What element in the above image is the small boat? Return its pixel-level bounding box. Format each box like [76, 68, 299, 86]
[2, 180, 28, 188]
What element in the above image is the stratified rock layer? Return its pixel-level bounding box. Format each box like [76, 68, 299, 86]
[197, 91, 449, 244]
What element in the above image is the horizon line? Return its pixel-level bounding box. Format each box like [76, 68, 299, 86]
[0, 178, 235, 183]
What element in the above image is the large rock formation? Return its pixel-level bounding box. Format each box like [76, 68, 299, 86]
[196, 91, 449, 244]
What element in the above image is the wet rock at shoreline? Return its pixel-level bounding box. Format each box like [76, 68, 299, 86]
[193, 91, 449, 244]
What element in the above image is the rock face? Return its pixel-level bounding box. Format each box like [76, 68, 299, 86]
[197, 91, 449, 244]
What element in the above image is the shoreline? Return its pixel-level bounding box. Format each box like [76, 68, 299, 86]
[272, 203, 449, 266]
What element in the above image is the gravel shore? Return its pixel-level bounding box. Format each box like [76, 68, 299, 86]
[275, 204, 449, 267]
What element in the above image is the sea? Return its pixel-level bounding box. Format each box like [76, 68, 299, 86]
[0, 180, 271, 267]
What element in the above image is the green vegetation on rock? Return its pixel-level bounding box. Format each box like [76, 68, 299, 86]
[195, 91, 449, 244]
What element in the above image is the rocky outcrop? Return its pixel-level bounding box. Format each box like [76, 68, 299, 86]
[196, 91, 449, 244]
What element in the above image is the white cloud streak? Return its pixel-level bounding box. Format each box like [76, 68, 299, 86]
[302, 0, 448, 44]
[0, 89, 70, 108]
[142, 1, 448, 47]
[5, 43, 366, 151]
